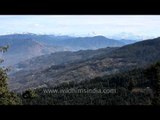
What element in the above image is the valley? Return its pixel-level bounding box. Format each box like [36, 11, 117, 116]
[5, 35, 160, 93]
[1, 33, 160, 105]
[1, 15, 160, 105]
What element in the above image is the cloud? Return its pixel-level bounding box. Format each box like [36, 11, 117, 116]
[34, 23, 40, 27]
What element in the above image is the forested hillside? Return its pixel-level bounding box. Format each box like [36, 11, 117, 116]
[20, 62, 160, 105]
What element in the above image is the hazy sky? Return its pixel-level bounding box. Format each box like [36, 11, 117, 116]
[0, 15, 160, 38]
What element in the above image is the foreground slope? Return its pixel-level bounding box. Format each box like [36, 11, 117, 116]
[21, 62, 160, 105]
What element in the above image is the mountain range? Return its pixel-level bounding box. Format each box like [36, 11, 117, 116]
[8, 36, 160, 92]
[1, 32, 160, 105]
[0, 33, 129, 66]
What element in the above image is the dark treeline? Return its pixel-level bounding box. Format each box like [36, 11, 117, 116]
[20, 62, 160, 105]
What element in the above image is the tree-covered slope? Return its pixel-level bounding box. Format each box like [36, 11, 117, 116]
[20, 62, 160, 105]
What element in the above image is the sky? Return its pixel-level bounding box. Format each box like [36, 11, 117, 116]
[0, 15, 160, 39]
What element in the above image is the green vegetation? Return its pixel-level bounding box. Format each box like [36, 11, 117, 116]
[0, 46, 21, 105]
[20, 62, 160, 105]
[145, 62, 160, 105]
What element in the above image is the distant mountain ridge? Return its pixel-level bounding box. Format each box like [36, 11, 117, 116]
[108, 32, 154, 41]
[0, 36, 68, 66]
[0, 33, 127, 66]
[1, 33, 125, 50]
[47, 35, 125, 51]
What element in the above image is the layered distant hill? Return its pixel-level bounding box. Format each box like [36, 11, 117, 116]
[0, 33, 128, 66]
[45, 35, 125, 50]
[8, 37, 160, 92]
[0, 36, 68, 66]
[14, 47, 118, 71]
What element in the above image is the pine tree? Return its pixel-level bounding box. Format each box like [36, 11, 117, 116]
[128, 79, 134, 91]
[146, 62, 160, 105]
[0, 46, 21, 105]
